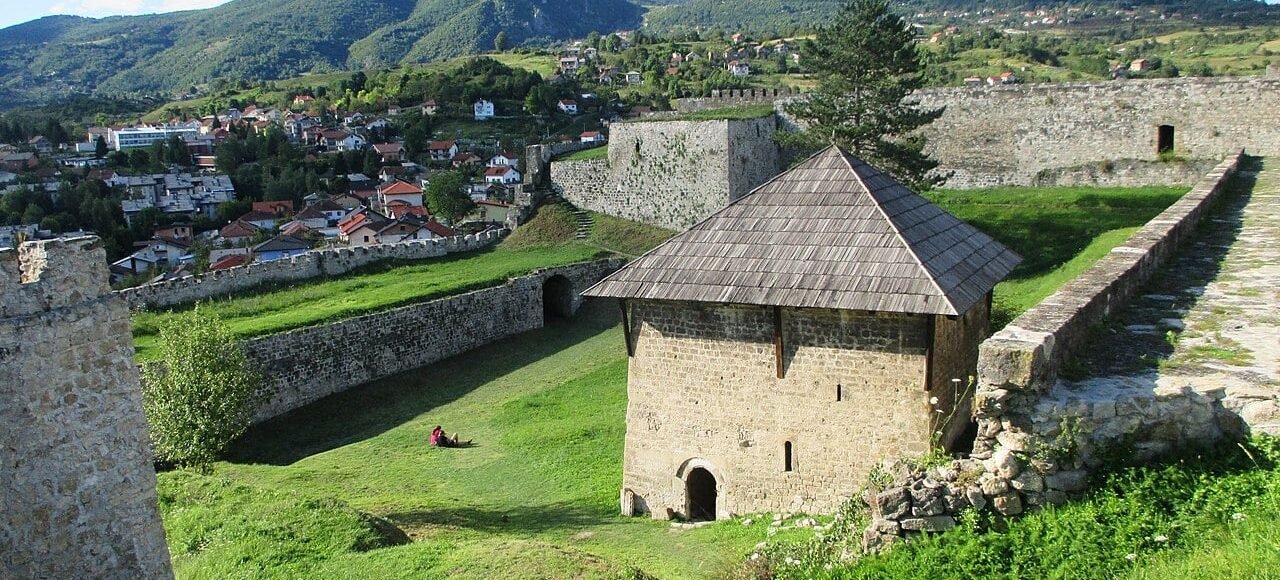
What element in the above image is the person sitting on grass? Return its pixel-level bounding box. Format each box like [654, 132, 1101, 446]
[431, 425, 470, 448]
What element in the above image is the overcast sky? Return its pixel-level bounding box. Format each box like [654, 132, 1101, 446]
[0, 0, 232, 30]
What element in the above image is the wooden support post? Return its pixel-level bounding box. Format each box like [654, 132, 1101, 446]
[619, 299, 635, 357]
[774, 306, 785, 379]
[924, 315, 936, 391]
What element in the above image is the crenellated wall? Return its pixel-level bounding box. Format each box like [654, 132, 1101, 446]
[118, 230, 504, 310]
[1, 237, 173, 579]
[244, 259, 622, 423]
[550, 116, 779, 230]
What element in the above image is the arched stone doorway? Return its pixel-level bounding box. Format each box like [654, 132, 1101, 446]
[542, 275, 574, 320]
[686, 468, 717, 521]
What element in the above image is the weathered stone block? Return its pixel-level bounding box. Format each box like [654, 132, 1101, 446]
[899, 516, 957, 532]
[1045, 470, 1089, 492]
[993, 492, 1023, 516]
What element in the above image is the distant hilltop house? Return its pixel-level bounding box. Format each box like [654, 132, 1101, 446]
[558, 99, 579, 115]
[474, 99, 496, 121]
[580, 131, 606, 144]
[584, 146, 1021, 520]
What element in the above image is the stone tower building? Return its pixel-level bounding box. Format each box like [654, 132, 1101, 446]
[1, 237, 173, 578]
[584, 146, 1021, 519]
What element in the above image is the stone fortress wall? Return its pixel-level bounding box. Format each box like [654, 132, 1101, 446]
[117, 230, 504, 310]
[676, 76, 1280, 189]
[550, 116, 780, 230]
[245, 259, 622, 422]
[1, 238, 173, 579]
[914, 77, 1280, 187]
[862, 154, 1259, 547]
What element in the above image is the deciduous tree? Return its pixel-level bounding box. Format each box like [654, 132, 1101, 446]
[141, 307, 264, 467]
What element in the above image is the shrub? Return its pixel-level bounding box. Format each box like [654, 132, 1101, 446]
[141, 306, 264, 466]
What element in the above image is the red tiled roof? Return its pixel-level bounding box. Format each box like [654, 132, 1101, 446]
[252, 200, 295, 214]
[387, 204, 429, 219]
[378, 180, 422, 195]
[484, 166, 517, 177]
[210, 254, 249, 270]
[427, 140, 455, 150]
[425, 221, 457, 238]
[220, 220, 259, 238]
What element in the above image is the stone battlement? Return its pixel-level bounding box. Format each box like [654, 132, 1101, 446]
[117, 230, 504, 310]
[675, 87, 804, 113]
[1, 236, 112, 319]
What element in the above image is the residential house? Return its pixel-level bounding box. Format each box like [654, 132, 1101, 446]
[209, 253, 250, 271]
[625, 71, 644, 85]
[1130, 58, 1152, 72]
[292, 205, 332, 230]
[422, 100, 439, 116]
[252, 235, 311, 262]
[1, 152, 39, 172]
[468, 199, 514, 224]
[372, 143, 407, 163]
[238, 210, 281, 231]
[488, 151, 520, 168]
[964, 76, 985, 87]
[338, 208, 390, 246]
[154, 223, 193, 243]
[474, 99, 496, 121]
[728, 60, 751, 77]
[558, 100, 579, 115]
[377, 180, 424, 210]
[320, 130, 366, 152]
[384, 201, 430, 219]
[451, 152, 483, 167]
[28, 136, 53, 154]
[386, 105, 403, 116]
[483, 165, 521, 185]
[252, 200, 295, 218]
[559, 55, 581, 73]
[427, 140, 458, 162]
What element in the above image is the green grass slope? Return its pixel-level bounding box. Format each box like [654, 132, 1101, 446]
[132, 205, 673, 359]
[925, 185, 1187, 327]
[161, 303, 816, 578]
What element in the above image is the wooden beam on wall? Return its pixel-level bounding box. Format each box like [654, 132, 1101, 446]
[924, 314, 936, 391]
[774, 306, 785, 379]
[619, 299, 635, 357]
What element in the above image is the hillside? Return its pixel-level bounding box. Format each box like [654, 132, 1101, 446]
[1, 0, 1276, 110]
[0, 0, 641, 109]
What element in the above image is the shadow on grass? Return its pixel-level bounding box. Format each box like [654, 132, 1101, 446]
[1064, 156, 1260, 379]
[225, 299, 621, 466]
[384, 502, 617, 535]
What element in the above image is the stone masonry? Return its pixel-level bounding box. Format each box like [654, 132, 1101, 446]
[621, 299, 989, 519]
[863, 154, 1256, 548]
[551, 116, 779, 230]
[1, 237, 172, 579]
[118, 230, 503, 310]
[245, 259, 621, 422]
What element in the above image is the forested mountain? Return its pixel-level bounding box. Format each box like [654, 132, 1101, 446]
[0, 0, 1276, 110]
[643, 0, 1279, 36]
[0, 0, 641, 109]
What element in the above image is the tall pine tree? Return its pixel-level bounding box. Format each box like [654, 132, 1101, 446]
[784, 0, 945, 190]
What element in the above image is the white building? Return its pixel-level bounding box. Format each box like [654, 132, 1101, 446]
[474, 99, 496, 121]
[109, 125, 199, 151]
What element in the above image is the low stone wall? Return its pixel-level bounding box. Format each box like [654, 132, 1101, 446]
[244, 259, 622, 422]
[118, 230, 504, 310]
[862, 152, 1246, 548]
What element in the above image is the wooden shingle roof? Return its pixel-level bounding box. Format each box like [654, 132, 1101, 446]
[583, 145, 1021, 316]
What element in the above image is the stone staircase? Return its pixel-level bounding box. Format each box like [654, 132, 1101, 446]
[573, 209, 593, 239]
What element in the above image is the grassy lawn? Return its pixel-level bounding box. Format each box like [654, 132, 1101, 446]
[556, 145, 609, 162]
[131, 244, 600, 360]
[151, 184, 1195, 577]
[158, 303, 815, 579]
[924, 185, 1187, 327]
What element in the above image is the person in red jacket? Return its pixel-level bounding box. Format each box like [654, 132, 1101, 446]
[431, 425, 470, 448]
